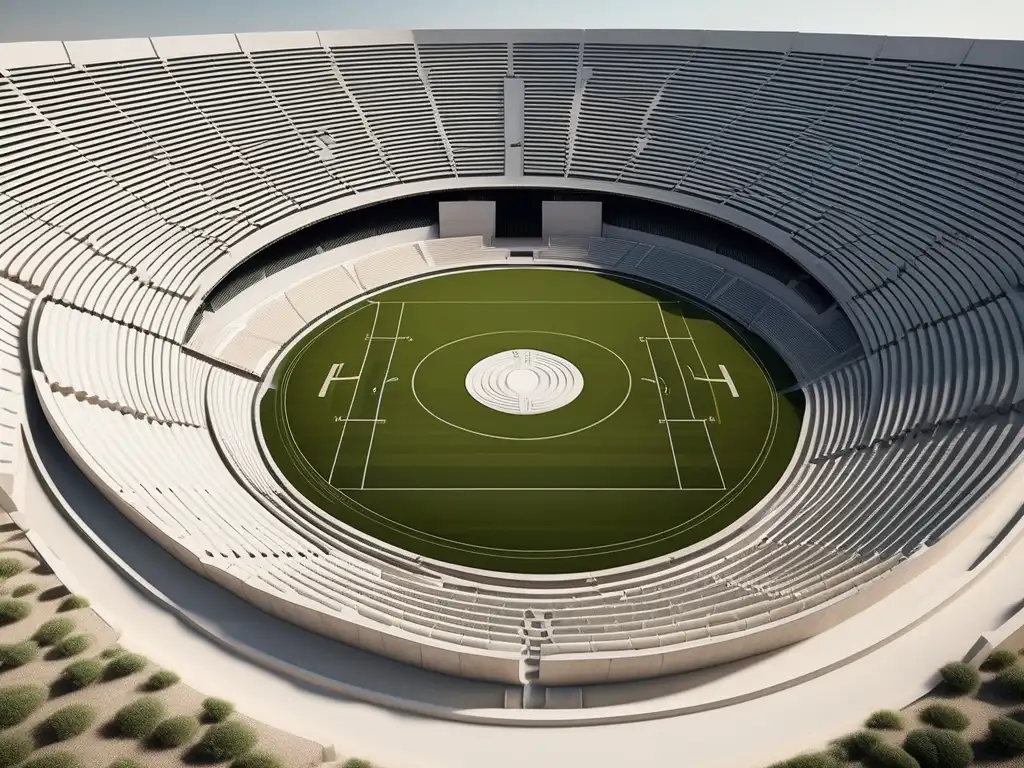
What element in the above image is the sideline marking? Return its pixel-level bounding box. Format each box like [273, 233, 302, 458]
[326, 303, 381, 485]
[643, 338, 682, 489]
[656, 303, 696, 419]
[681, 313, 722, 424]
[360, 302, 406, 489]
[688, 364, 740, 398]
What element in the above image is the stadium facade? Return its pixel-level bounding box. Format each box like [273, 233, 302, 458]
[2, 28, 1023, 716]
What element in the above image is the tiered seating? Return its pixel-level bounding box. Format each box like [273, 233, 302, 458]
[353, 243, 428, 289]
[8, 32, 1024, 685]
[422, 236, 507, 266]
[285, 266, 363, 323]
[37, 301, 210, 427]
[0, 280, 32, 490]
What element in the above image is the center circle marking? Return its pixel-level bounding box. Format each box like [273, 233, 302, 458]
[410, 330, 633, 442]
[465, 349, 585, 415]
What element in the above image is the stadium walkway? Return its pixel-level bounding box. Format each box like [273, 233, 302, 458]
[20, 394, 1024, 768]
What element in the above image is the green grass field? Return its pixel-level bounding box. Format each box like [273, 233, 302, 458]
[259, 268, 803, 573]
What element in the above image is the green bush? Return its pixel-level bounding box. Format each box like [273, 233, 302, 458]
[22, 753, 81, 768]
[0, 684, 47, 728]
[902, 729, 972, 768]
[767, 755, 840, 768]
[201, 697, 235, 723]
[103, 652, 146, 680]
[190, 721, 259, 761]
[0, 599, 31, 626]
[99, 645, 122, 659]
[144, 669, 180, 691]
[107, 760, 144, 768]
[110, 697, 166, 738]
[996, 665, 1024, 699]
[834, 731, 883, 761]
[11, 584, 37, 599]
[38, 703, 96, 741]
[56, 595, 89, 613]
[0, 559, 24, 580]
[33, 618, 75, 646]
[341, 760, 373, 768]
[51, 634, 91, 659]
[983, 649, 1018, 671]
[919, 703, 970, 731]
[0, 730, 33, 768]
[865, 741, 920, 768]
[149, 715, 200, 749]
[0, 640, 39, 668]
[989, 716, 1024, 755]
[938, 662, 979, 695]
[231, 753, 286, 768]
[60, 658, 105, 690]
[866, 710, 904, 730]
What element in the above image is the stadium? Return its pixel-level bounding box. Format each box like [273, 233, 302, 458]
[0, 23, 1023, 768]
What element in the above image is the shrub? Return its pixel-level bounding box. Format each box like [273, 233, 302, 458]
[989, 716, 1024, 755]
[0, 730, 32, 768]
[56, 595, 88, 613]
[342, 760, 374, 768]
[232, 753, 286, 768]
[0, 559, 24, 580]
[103, 652, 146, 680]
[864, 741, 919, 768]
[33, 618, 75, 646]
[144, 669, 180, 691]
[190, 721, 259, 761]
[11, 584, 37, 599]
[938, 662, 979, 695]
[110, 697, 166, 738]
[0, 599, 30, 626]
[60, 658, 105, 690]
[0, 684, 47, 728]
[99, 645, 122, 659]
[902, 729, 972, 768]
[22, 754, 81, 768]
[0, 640, 39, 668]
[51, 634, 91, 659]
[996, 665, 1024, 699]
[149, 715, 200, 749]
[919, 703, 970, 731]
[866, 710, 904, 730]
[834, 731, 883, 761]
[201, 697, 235, 723]
[38, 703, 96, 741]
[983, 649, 1018, 671]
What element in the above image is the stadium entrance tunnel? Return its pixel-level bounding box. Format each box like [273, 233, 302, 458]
[258, 268, 804, 574]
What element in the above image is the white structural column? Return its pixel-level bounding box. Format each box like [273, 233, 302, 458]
[503, 77, 525, 177]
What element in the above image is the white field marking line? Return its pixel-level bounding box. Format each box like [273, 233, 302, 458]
[680, 311, 722, 424]
[642, 337, 683, 489]
[326, 302, 381, 485]
[702, 419, 727, 491]
[642, 336, 692, 341]
[687, 364, 740, 398]
[360, 302, 406, 490]
[333, 418, 386, 423]
[656, 303, 695, 420]
[340, 487, 724, 491]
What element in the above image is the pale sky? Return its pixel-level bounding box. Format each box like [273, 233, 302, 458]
[0, 0, 1022, 43]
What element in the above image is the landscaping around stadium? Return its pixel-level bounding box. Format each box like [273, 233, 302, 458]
[259, 268, 804, 573]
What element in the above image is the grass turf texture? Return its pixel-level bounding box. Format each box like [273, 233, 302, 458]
[261, 269, 802, 573]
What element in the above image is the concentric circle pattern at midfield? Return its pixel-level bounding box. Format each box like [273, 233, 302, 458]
[464, 349, 584, 416]
[259, 268, 804, 573]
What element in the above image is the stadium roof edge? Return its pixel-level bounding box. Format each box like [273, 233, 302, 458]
[0, 29, 1022, 70]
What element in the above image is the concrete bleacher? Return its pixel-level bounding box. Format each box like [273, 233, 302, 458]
[6, 29, 1024, 690]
